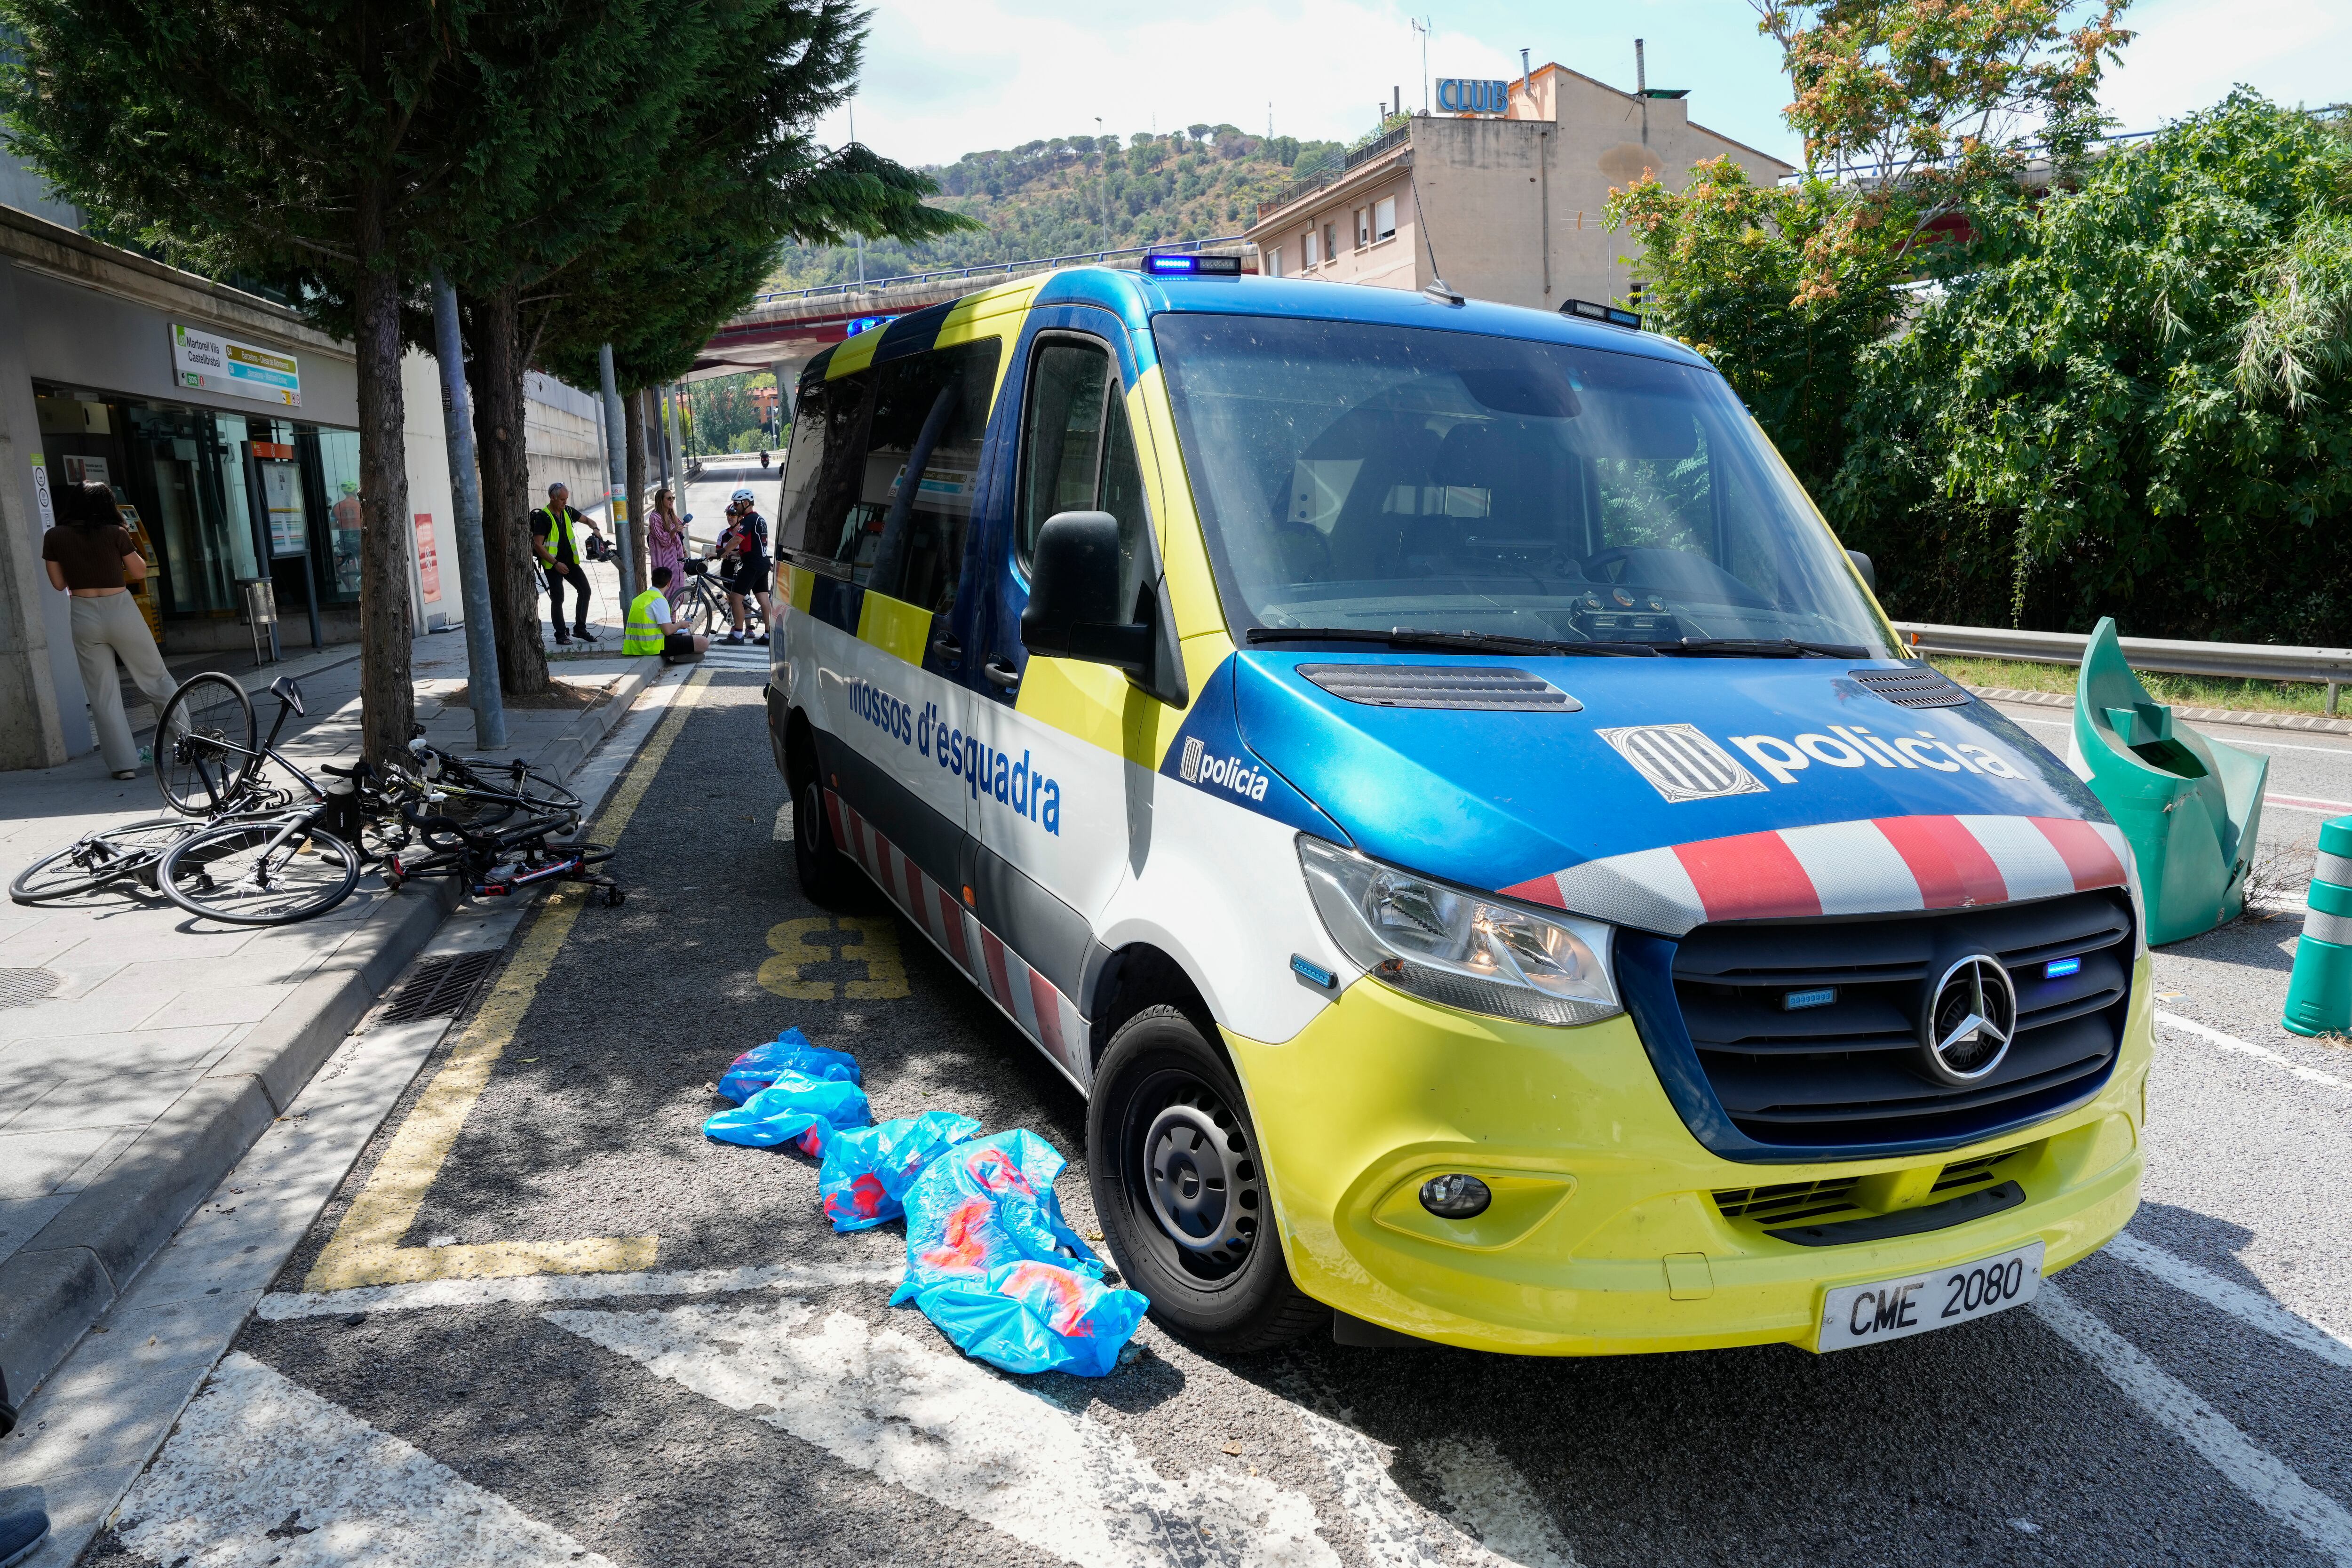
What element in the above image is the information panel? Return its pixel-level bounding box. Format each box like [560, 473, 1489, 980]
[172, 323, 302, 406]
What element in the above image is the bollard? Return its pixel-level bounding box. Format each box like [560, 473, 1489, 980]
[2283, 816, 2352, 1037]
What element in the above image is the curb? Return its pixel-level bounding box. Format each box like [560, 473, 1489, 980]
[0, 661, 654, 1408]
[1967, 685, 2352, 738]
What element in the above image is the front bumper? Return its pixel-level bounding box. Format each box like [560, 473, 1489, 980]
[1223, 956, 2151, 1355]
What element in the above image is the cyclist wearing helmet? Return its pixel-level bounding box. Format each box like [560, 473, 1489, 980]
[716, 488, 772, 646]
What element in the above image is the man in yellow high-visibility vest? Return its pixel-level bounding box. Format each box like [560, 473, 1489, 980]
[622, 566, 707, 663]
[530, 482, 598, 645]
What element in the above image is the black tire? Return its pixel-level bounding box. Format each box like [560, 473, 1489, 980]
[10, 818, 189, 904]
[158, 817, 360, 925]
[1088, 1004, 1324, 1353]
[791, 768, 858, 906]
[154, 673, 255, 817]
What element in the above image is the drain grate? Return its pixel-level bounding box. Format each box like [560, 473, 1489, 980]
[379, 950, 502, 1023]
[0, 968, 61, 1011]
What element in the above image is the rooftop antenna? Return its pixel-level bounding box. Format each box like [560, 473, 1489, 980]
[1635, 39, 1648, 145]
[1408, 165, 1461, 305]
[1411, 16, 1432, 113]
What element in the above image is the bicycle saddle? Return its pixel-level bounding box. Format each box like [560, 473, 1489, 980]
[269, 675, 306, 716]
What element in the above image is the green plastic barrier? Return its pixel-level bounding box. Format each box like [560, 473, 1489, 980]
[2283, 816, 2352, 1037]
[2071, 617, 2268, 946]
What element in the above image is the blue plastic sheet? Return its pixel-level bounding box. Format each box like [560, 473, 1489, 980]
[703, 1071, 870, 1154]
[818, 1111, 983, 1232]
[717, 1028, 861, 1106]
[891, 1130, 1150, 1377]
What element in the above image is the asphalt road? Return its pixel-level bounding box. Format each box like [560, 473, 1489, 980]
[70, 674, 2352, 1568]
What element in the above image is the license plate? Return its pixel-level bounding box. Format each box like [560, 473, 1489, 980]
[1817, 1240, 2044, 1352]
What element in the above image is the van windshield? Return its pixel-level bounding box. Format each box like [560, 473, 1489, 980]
[1153, 315, 1893, 656]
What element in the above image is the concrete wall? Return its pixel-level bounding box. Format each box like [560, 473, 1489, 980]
[525, 370, 606, 519]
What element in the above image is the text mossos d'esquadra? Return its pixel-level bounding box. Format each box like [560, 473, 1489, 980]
[845, 677, 1062, 835]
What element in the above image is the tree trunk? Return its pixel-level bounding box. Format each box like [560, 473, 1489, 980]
[351, 181, 414, 768]
[463, 282, 550, 697]
[625, 388, 650, 593]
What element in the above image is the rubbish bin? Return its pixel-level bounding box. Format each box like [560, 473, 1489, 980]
[236, 575, 279, 667]
[2070, 617, 2268, 944]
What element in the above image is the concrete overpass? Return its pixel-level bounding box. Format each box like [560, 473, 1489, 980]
[689, 235, 1255, 391]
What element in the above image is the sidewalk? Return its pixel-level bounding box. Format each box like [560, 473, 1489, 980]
[0, 624, 656, 1410]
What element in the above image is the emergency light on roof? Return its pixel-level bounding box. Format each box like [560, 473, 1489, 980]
[1561, 298, 1645, 330]
[1143, 253, 1243, 278]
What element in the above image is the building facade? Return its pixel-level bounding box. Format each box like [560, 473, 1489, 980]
[1247, 63, 1792, 313]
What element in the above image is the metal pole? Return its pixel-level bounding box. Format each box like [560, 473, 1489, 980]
[429, 268, 505, 748]
[596, 342, 636, 621]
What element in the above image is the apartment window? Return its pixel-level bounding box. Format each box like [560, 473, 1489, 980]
[1303, 230, 1319, 267]
[1374, 197, 1397, 242]
[1266, 247, 1283, 278]
[1354, 208, 1369, 247]
[1323, 222, 1337, 263]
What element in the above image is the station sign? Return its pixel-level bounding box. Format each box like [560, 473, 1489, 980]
[1437, 78, 1511, 114]
[171, 323, 302, 406]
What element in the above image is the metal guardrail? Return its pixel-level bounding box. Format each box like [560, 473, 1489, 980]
[1894, 621, 2352, 712]
[744, 236, 1253, 309]
[1259, 124, 1412, 220]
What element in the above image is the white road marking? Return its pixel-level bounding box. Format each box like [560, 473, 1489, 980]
[1299, 1406, 1562, 1568]
[116, 1351, 615, 1568]
[2034, 1282, 2352, 1566]
[2157, 1010, 2352, 1092]
[547, 1298, 1339, 1568]
[2004, 711, 2352, 758]
[257, 1260, 903, 1320]
[773, 801, 795, 842]
[2106, 1232, 2352, 1372]
[2270, 794, 2352, 816]
[1416, 1435, 1581, 1567]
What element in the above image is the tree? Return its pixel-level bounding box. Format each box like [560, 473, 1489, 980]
[1608, 0, 2133, 493]
[1830, 93, 2352, 642]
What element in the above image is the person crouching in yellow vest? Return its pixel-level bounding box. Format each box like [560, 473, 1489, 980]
[624, 567, 709, 663]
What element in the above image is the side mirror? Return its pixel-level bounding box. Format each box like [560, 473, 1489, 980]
[1846, 550, 1877, 593]
[1021, 510, 1187, 707]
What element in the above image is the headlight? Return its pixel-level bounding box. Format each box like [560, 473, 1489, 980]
[1297, 836, 1621, 1026]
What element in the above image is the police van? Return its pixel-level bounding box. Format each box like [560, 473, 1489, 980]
[765, 258, 2148, 1356]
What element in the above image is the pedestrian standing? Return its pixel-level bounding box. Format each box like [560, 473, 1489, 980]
[530, 482, 599, 645]
[42, 479, 179, 780]
[648, 488, 687, 598]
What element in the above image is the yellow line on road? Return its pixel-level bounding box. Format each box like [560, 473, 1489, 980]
[305, 668, 714, 1292]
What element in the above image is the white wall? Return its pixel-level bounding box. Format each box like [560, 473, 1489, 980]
[399, 350, 456, 632]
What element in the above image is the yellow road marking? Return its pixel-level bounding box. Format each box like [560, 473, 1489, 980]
[305, 668, 714, 1292]
[757, 915, 907, 1001]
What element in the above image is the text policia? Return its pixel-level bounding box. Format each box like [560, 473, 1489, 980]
[1727, 724, 2025, 787]
[846, 678, 1063, 834]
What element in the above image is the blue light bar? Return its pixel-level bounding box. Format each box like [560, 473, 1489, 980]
[2045, 956, 2082, 979]
[1560, 297, 1645, 330]
[1783, 987, 1836, 1011]
[844, 314, 898, 337]
[1144, 253, 1243, 277]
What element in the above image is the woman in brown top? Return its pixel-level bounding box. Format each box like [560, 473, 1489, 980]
[42, 479, 180, 779]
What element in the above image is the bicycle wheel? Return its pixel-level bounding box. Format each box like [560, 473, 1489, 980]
[10, 818, 191, 904]
[155, 674, 255, 817]
[159, 817, 360, 925]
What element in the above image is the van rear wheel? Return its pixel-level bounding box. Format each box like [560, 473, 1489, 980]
[791, 772, 857, 906]
[1088, 1005, 1325, 1353]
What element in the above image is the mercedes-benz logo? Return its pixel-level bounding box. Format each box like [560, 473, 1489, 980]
[1919, 955, 2018, 1084]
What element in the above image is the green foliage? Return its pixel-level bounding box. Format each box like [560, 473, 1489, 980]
[683, 372, 776, 456]
[769, 128, 1341, 288]
[1832, 93, 2352, 642]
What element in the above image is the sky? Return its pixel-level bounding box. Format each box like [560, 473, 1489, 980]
[822, 0, 2352, 170]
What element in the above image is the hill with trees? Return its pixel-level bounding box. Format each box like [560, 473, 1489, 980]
[769, 123, 1355, 288]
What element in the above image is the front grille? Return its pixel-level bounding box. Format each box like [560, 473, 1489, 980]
[1295, 664, 1581, 712]
[1669, 890, 2133, 1151]
[1714, 1177, 1860, 1224]
[1849, 666, 1973, 708]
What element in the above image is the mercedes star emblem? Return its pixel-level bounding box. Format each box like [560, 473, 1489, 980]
[1920, 955, 2018, 1084]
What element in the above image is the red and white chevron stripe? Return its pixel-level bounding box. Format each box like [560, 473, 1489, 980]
[1501, 813, 2137, 937]
[823, 789, 1091, 1088]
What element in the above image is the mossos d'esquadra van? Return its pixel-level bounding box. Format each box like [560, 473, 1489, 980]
[764, 255, 2148, 1356]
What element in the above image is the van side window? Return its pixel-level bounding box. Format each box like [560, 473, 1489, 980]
[778, 370, 874, 573]
[858, 338, 1001, 611]
[1020, 338, 1150, 615]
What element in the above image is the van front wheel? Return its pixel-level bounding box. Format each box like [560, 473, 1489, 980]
[1088, 1005, 1325, 1353]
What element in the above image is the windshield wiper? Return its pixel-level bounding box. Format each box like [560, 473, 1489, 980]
[1244, 627, 1657, 657]
[1646, 637, 1870, 659]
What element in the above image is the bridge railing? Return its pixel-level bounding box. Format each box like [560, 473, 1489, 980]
[743, 235, 1255, 309]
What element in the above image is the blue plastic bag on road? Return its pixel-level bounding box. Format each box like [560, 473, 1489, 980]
[703, 1071, 870, 1154]
[818, 1111, 983, 1232]
[891, 1129, 1150, 1377]
[717, 1027, 860, 1106]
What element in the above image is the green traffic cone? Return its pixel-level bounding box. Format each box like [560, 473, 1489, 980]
[2283, 815, 2352, 1037]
